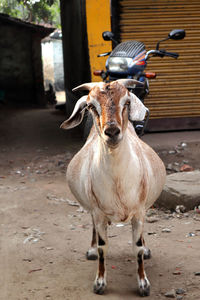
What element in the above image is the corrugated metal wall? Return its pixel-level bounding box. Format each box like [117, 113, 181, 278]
[119, 0, 200, 119]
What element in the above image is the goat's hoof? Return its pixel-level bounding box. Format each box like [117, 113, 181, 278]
[93, 277, 106, 295]
[138, 278, 150, 297]
[86, 248, 98, 260]
[144, 247, 151, 260]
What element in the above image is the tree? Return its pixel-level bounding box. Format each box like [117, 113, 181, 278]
[0, 0, 61, 27]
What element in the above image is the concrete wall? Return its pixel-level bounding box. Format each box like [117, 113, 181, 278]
[0, 25, 33, 102]
[0, 23, 45, 105]
[53, 40, 64, 91]
[42, 39, 64, 91]
[42, 41, 54, 88]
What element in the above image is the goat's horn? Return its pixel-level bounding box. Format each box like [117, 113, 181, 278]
[116, 79, 144, 87]
[72, 82, 105, 92]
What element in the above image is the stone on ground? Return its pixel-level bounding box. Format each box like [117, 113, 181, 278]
[156, 170, 200, 211]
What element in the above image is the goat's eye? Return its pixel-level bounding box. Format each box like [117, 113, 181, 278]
[88, 103, 96, 111]
[125, 101, 130, 107]
[87, 103, 99, 117]
[87, 103, 93, 109]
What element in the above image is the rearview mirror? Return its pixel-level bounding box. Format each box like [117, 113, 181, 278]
[102, 31, 115, 41]
[169, 29, 185, 40]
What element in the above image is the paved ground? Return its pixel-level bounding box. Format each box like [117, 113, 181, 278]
[142, 130, 200, 149]
[0, 105, 200, 300]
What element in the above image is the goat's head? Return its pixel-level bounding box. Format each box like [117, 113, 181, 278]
[60, 80, 148, 148]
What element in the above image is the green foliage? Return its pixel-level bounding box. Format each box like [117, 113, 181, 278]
[0, 0, 60, 28]
[0, 0, 21, 18]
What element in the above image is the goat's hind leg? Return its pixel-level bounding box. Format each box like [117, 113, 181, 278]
[86, 215, 98, 260]
[131, 217, 150, 297]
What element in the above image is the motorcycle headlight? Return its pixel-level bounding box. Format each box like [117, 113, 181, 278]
[107, 57, 133, 73]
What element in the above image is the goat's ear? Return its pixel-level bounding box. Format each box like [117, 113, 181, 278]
[129, 92, 148, 121]
[60, 96, 87, 130]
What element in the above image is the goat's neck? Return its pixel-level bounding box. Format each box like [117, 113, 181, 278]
[96, 130, 137, 170]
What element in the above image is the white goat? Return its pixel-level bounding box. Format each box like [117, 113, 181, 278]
[61, 79, 166, 297]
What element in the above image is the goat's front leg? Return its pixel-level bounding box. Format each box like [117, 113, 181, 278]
[93, 216, 108, 295]
[86, 215, 98, 260]
[131, 217, 150, 297]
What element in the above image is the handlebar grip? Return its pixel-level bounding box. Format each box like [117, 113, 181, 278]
[164, 51, 179, 59]
[97, 51, 111, 57]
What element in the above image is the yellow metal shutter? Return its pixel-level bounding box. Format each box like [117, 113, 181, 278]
[119, 0, 200, 120]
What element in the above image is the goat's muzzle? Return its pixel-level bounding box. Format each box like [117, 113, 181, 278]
[103, 125, 121, 147]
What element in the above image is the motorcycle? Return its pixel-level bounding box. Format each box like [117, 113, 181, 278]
[92, 29, 185, 136]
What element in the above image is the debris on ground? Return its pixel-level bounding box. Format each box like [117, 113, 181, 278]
[194, 205, 200, 214]
[168, 150, 177, 155]
[64, 198, 80, 206]
[76, 206, 87, 213]
[147, 231, 157, 235]
[116, 223, 125, 227]
[162, 228, 171, 233]
[23, 228, 45, 244]
[146, 208, 157, 217]
[28, 268, 42, 274]
[180, 142, 187, 148]
[173, 270, 181, 275]
[180, 164, 194, 172]
[47, 194, 79, 206]
[194, 272, 200, 276]
[146, 216, 159, 223]
[186, 232, 196, 237]
[166, 163, 180, 172]
[175, 205, 186, 214]
[176, 288, 186, 295]
[23, 258, 32, 262]
[164, 289, 176, 298]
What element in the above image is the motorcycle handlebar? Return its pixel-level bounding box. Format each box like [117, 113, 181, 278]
[146, 49, 179, 60]
[97, 51, 111, 57]
[98, 49, 179, 60]
[160, 50, 179, 59]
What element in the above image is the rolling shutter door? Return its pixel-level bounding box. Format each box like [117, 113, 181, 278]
[119, 0, 200, 124]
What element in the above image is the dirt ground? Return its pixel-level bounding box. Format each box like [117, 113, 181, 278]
[0, 106, 200, 300]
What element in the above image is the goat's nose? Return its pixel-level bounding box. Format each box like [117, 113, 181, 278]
[104, 126, 120, 138]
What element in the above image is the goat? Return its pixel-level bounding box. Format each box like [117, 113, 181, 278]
[60, 79, 166, 297]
